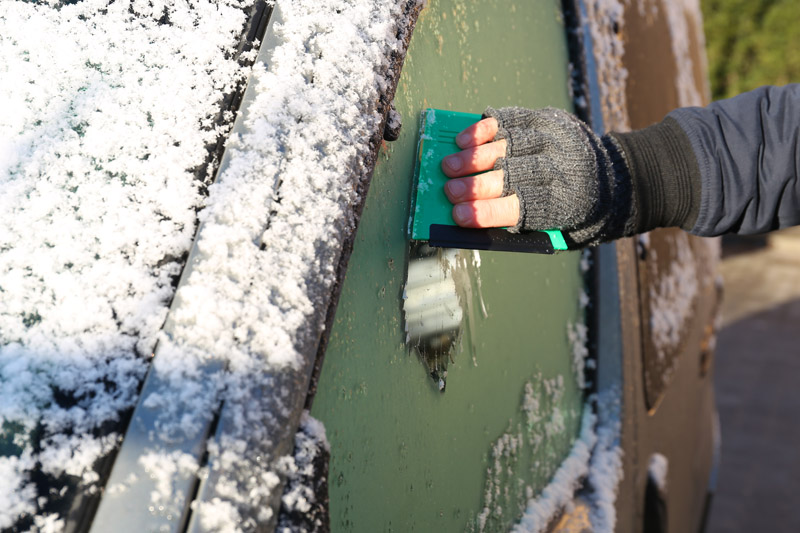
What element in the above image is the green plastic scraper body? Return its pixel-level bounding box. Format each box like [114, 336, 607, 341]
[409, 108, 568, 254]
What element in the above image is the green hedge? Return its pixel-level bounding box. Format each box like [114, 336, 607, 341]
[702, 0, 800, 100]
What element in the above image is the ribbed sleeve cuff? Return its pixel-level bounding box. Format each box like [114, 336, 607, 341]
[608, 116, 702, 233]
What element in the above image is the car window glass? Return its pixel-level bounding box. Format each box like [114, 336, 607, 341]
[309, 1, 590, 530]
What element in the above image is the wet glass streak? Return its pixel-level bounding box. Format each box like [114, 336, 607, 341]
[402, 243, 487, 391]
[403, 243, 462, 391]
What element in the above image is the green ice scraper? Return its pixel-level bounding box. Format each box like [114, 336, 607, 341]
[409, 108, 568, 254]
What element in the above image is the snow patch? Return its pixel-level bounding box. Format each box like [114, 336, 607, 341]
[585, 389, 624, 531]
[512, 388, 623, 533]
[0, 453, 37, 529]
[0, 0, 255, 525]
[580, 249, 593, 273]
[650, 232, 698, 360]
[2, 0, 420, 526]
[139, 449, 200, 518]
[476, 374, 579, 533]
[584, 0, 630, 131]
[276, 411, 330, 532]
[568, 321, 589, 389]
[629, 0, 659, 20]
[139, 0, 419, 528]
[568, 256, 591, 390]
[195, 497, 248, 533]
[648, 453, 668, 493]
[662, 0, 707, 107]
[32, 513, 65, 533]
[511, 407, 597, 533]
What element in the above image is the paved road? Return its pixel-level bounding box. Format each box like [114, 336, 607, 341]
[707, 228, 800, 533]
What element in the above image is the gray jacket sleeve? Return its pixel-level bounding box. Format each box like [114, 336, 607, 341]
[670, 85, 800, 236]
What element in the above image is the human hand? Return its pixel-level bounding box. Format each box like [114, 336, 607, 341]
[440, 107, 636, 247]
[440, 117, 520, 228]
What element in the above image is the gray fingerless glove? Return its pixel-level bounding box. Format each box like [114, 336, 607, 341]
[484, 106, 635, 246]
[484, 106, 700, 247]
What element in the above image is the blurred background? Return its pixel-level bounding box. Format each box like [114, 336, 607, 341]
[700, 1, 800, 531]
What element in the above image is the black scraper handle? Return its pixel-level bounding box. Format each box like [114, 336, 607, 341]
[428, 224, 560, 254]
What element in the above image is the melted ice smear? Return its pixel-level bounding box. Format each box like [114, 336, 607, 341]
[1, 0, 420, 529]
[400, 240, 607, 533]
[402, 244, 463, 391]
[402, 243, 486, 392]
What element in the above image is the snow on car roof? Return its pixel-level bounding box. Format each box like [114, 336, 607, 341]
[1, 0, 421, 528]
[147, 0, 419, 526]
[1, 0, 255, 526]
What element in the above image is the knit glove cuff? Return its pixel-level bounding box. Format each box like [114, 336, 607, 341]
[483, 106, 638, 247]
[608, 116, 701, 233]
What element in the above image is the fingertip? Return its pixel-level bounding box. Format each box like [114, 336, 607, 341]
[456, 117, 499, 148]
[455, 130, 473, 149]
[483, 117, 499, 137]
[440, 154, 463, 176]
[452, 203, 475, 227]
[457, 196, 520, 228]
[445, 179, 466, 202]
